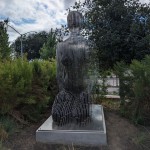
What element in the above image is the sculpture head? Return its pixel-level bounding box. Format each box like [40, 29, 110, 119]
[67, 11, 83, 30]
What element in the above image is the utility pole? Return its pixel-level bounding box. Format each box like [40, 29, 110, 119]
[4, 20, 36, 59]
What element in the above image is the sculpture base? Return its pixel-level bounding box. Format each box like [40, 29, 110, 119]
[36, 105, 107, 146]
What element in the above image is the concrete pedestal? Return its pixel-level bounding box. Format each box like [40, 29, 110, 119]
[36, 105, 107, 146]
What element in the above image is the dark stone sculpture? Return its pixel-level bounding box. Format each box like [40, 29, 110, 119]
[52, 11, 91, 125]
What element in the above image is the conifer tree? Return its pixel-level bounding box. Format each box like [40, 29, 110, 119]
[0, 21, 10, 60]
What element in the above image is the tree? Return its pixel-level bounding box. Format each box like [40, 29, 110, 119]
[73, 0, 150, 70]
[0, 21, 11, 60]
[12, 31, 48, 60]
[40, 29, 57, 59]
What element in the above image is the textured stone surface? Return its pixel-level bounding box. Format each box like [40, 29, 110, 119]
[36, 105, 107, 146]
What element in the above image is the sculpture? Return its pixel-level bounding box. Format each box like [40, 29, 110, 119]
[52, 11, 91, 125]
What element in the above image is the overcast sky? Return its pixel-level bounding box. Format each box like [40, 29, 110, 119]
[0, 0, 149, 42]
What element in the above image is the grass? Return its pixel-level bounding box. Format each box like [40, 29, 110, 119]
[0, 141, 8, 150]
[94, 97, 120, 111]
[0, 125, 8, 141]
[132, 128, 150, 150]
[0, 116, 16, 141]
[0, 116, 17, 150]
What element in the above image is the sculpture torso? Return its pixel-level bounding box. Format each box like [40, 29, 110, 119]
[57, 32, 89, 93]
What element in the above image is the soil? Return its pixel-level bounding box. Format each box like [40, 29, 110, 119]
[3, 109, 150, 150]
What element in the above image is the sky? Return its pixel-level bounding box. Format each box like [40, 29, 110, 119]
[0, 0, 149, 42]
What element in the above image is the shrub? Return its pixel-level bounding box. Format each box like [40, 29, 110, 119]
[0, 58, 57, 121]
[91, 70, 113, 103]
[0, 125, 8, 141]
[0, 141, 7, 150]
[114, 55, 150, 125]
[0, 116, 16, 141]
[0, 58, 32, 114]
[21, 59, 57, 121]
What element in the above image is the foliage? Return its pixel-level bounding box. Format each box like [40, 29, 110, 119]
[40, 29, 57, 60]
[72, 0, 150, 71]
[0, 58, 57, 121]
[22, 59, 57, 121]
[91, 71, 109, 103]
[133, 131, 150, 150]
[0, 125, 8, 141]
[114, 55, 150, 125]
[12, 30, 58, 60]
[114, 61, 131, 105]
[11, 31, 49, 60]
[0, 116, 16, 141]
[0, 58, 32, 114]
[0, 21, 11, 60]
[0, 141, 7, 150]
[100, 98, 120, 111]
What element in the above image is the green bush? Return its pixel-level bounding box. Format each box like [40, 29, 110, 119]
[0, 141, 7, 150]
[0, 116, 16, 139]
[0, 58, 57, 121]
[21, 59, 57, 121]
[114, 55, 150, 125]
[91, 70, 114, 103]
[0, 58, 32, 114]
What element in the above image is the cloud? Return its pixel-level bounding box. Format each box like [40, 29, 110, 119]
[141, 0, 149, 3]
[0, 0, 149, 42]
[0, 0, 77, 42]
[63, 0, 76, 9]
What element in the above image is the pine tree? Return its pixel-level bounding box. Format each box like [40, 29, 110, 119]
[0, 21, 10, 60]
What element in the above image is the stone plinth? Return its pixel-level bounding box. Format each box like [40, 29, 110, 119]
[36, 105, 107, 146]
